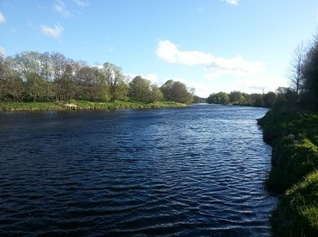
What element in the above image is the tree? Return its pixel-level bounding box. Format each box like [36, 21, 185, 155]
[289, 43, 306, 96]
[57, 64, 76, 101]
[160, 80, 193, 103]
[102, 62, 128, 102]
[0, 57, 24, 101]
[51, 52, 68, 100]
[129, 76, 164, 103]
[75, 66, 97, 100]
[150, 84, 163, 102]
[207, 92, 230, 104]
[263, 91, 277, 108]
[229, 91, 246, 104]
[13, 51, 50, 101]
[129, 76, 152, 103]
[274, 87, 297, 109]
[25, 72, 48, 101]
[300, 36, 318, 110]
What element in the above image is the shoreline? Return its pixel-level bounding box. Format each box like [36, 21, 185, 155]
[258, 109, 318, 237]
[0, 101, 187, 112]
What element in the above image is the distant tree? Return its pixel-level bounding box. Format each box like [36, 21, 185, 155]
[160, 80, 193, 103]
[0, 57, 24, 101]
[13, 51, 50, 101]
[274, 87, 297, 109]
[193, 95, 206, 103]
[150, 84, 163, 102]
[51, 52, 68, 100]
[25, 72, 48, 101]
[57, 64, 76, 101]
[229, 91, 247, 104]
[263, 91, 277, 108]
[160, 79, 174, 101]
[102, 62, 128, 102]
[207, 92, 230, 104]
[250, 93, 264, 107]
[75, 66, 97, 101]
[129, 76, 153, 103]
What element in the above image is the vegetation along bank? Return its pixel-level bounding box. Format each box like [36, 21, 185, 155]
[1, 50, 282, 111]
[257, 35, 318, 237]
[0, 101, 186, 111]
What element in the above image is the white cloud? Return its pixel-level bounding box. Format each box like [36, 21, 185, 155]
[72, 0, 89, 7]
[156, 40, 265, 77]
[127, 73, 159, 84]
[0, 46, 5, 56]
[221, 0, 239, 5]
[41, 24, 63, 38]
[0, 11, 5, 23]
[144, 73, 158, 84]
[54, 0, 73, 17]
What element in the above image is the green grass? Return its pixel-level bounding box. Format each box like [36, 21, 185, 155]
[271, 171, 318, 237]
[0, 100, 187, 111]
[258, 109, 318, 236]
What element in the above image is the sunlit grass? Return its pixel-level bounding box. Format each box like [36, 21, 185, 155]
[0, 100, 187, 111]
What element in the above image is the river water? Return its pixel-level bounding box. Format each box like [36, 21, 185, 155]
[0, 104, 276, 236]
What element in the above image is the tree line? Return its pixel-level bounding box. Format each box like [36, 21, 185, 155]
[207, 36, 318, 111]
[0, 51, 193, 104]
[206, 90, 277, 108]
[270, 36, 318, 111]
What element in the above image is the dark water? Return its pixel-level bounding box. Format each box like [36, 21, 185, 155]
[0, 104, 276, 237]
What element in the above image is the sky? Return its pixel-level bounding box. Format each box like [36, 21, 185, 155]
[0, 0, 317, 97]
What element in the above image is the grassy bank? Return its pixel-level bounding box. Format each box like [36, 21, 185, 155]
[0, 100, 187, 111]
[258, 110, 318, 237]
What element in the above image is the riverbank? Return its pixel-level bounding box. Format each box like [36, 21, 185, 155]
[257, 109, 318, 237]
[0, 101, 187, 111]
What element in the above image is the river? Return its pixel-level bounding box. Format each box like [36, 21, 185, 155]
[0, 104, 276, 236]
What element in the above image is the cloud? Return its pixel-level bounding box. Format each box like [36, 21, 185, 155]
[72, 0, 89, 7]
[156, 40, 264, 77]
[127, 73, 159, 84]
[221, 0, 239, 5]
[41, 24, 63, 38]
[0, 11, 5, 23]
[0, 46, 5, 56]
[54, 0, 73, 17]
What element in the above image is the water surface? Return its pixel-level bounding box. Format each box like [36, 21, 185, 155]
[0, 104, 276, 236]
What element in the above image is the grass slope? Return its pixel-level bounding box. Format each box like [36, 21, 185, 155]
[258, 110, 318, 236]
[0, 101, 187, 111]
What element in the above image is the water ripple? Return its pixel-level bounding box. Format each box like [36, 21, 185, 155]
[0, 105, 276, 236]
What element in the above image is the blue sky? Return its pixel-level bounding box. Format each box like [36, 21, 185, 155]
[0, 0, 317, 97]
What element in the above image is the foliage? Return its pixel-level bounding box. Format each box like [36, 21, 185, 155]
[207, 92, 230, 104]
[160, 79, 193, 104]
[0, 51, 192, 105]
[0, 100, 186, 111]
[301, 37, 318, 110]
[274, 36, 318, 111]
[102, 62, 128, 102]
[206, 91, 276, 108]
[129, 76, 163, 103]
[192, 95, 206, 103]
[258, 109, 318, 236]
